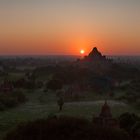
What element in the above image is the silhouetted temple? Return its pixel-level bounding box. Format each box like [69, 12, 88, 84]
[93, 101, 119, 128]
[77, 47, 112, 74]
[85, 47, 106, 61]
[100, 101, 112, 118]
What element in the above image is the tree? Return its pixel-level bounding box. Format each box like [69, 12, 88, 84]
[132, 121, 140, 140]
[57, 97, 64, 111]
[47, 79, 63, 91]
[119, 112, 140, 133]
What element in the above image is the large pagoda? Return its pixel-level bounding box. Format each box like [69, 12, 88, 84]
[85, 47, 106, 61]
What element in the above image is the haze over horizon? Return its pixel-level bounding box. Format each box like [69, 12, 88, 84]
[0, 0, 140, 55]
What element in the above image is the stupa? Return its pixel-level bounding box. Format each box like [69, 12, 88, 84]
[93, 101, 119, 128]
[84, 47, 106, 62]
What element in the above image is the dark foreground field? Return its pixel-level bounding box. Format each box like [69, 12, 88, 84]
[0, 89, 139, 139]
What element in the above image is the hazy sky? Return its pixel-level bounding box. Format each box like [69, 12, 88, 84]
[0, 0, 140, 55]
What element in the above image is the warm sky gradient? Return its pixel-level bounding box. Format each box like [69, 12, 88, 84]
[0, 0, 140, 55]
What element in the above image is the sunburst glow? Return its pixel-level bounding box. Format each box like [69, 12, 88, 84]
[80, 49, 85, 54]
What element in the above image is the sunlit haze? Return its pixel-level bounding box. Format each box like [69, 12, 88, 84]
[0, 0, 140, 55]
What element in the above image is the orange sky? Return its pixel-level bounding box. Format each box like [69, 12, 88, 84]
[0, 0, 140, 55]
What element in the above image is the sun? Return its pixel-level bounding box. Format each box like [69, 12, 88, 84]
[80, 49, 85, 54]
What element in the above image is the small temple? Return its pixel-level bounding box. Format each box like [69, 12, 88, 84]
[100, 101, 112, 118]
[93, 101, 120, 128]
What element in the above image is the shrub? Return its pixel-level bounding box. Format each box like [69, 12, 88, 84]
[12, 90, 27, 103]
[0, 90, 27, 111]
[46, 79, 63, 91]
[131, 121, 140, 140]
[119, 112, 140, 133]
[134, 100, 140, 110]
[0, 102, 6, 111]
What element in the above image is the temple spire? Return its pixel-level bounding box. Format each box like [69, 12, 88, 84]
[100, 101, 112, 118]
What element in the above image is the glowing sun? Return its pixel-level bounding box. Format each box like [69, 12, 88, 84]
[80, 49, 85, 54]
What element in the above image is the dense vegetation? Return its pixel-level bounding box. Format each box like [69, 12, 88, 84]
[5, 116, 131, 140]
[0, 90, 27, 111]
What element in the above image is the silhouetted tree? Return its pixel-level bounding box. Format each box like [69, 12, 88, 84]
[57, 97, 64, 111]
[119, 112, 140, 133]
[47, 79, 63, 91]
[132, 121, 140, 140]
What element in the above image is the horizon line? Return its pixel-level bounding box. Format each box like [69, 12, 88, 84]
[0, 54, 140, 57]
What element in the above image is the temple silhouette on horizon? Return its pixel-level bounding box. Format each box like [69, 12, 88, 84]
[85, 47, 106, 61]
[77, 47, 112, 74]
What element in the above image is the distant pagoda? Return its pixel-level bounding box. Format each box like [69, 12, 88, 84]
[93, 101, 119, 128]
[100, 101, 112, 118]
[84, 47, 107, 62]
[88, 47, 104, 58]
